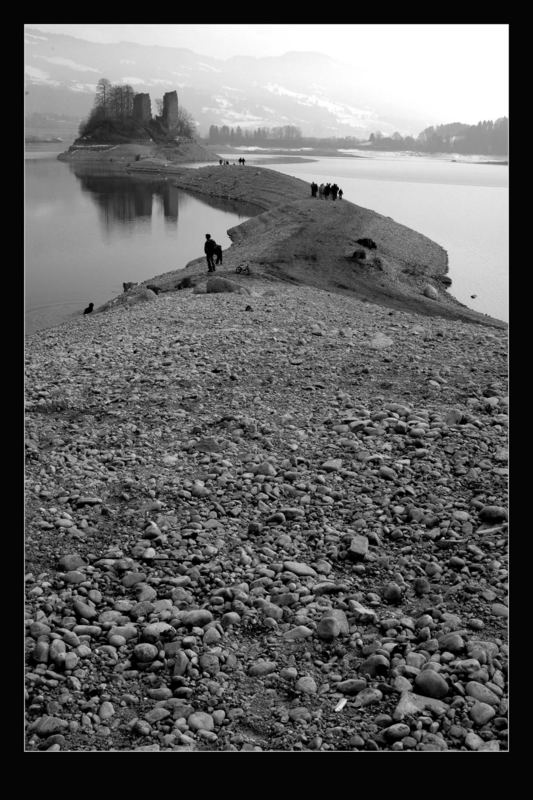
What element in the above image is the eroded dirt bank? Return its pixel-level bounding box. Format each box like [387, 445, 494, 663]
[152, 165, 504, 328]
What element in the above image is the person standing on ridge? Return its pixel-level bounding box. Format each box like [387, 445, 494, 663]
[338, 188, 343, 199]
[214, 243, 223, 265]
[318, 183, 325, 199]
[204, 234, 217, 272]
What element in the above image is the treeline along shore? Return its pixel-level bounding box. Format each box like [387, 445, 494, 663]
[23, 147, 508, 753]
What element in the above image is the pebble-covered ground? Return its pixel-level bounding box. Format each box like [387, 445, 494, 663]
[25, 281, 508, 751]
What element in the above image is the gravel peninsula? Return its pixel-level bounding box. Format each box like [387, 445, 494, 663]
[25, 160, 508, 752]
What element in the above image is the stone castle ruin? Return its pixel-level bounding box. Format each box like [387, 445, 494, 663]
[133, 93, 151, 124]
[161, 91, 179, 132]
[132, 90, 179, 134]
[74, 86, 194, 147]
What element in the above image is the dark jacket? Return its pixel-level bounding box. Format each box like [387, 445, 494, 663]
[204, 238, 216, 255]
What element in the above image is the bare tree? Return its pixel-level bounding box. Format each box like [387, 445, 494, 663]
[176, 106, 196, 138]
[95, 78, 112, 117]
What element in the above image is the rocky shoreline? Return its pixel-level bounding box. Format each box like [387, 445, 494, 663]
[25, 161, 508, 752]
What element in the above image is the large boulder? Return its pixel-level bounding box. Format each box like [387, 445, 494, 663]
[206, 277, 250, 295]
[423, 284, 439, 300]
[356, 238, 377, 249]
[345, 249, 366, 261]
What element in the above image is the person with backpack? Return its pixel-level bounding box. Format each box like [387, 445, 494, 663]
[204, 233, 217, 272]
[214, 244, 223, 265]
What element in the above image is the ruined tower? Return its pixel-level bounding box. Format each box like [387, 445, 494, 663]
[162, 91, 179, 131]
[133, 93, 152, 123]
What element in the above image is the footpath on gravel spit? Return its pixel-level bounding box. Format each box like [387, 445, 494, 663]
[25, 166, 508, 752]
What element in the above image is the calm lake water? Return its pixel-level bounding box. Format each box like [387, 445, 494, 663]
[25, 146, 508, 335]
[220, 150, 509, 322]
[25, 149, 252, 335]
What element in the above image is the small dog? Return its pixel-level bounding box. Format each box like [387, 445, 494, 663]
[83, 302, 94, 315]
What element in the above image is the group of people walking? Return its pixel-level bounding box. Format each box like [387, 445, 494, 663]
[218, 158, 246, 166]
[204, 233, 223, 272]
[310, 181, 343, 200]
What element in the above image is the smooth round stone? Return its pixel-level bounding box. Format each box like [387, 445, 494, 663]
[491, 603, 508, 618]
[29, 622, 51, 638]
[284, 626, 313, 640]
[33, 641, 50, 663]
[469, 702, 496, 725]
[478, 741, 500, 751]
[134, 643, 159, 663]
[181, 610, 213, 627]
[63, 652, 79, 670]
[147, 687, 173, 700]
[199, 653, 220, 675]
[283, 561, 316, 577]
[187, 711, 214, 732]
[144, 708, 171, 723]
[73, 600, 97, 621]
[142, 622, 174, 642]
[49, 639, 66, 664]
[203, 627, 221, 645]
[58, 554, 86, 571]
[134, 720, 152, 735]
[108, 635, 127, 648]
[479, 505, 507, 523]
[465, 732, 485, 750]
[384, 723, 410, 741]
[280, 667, 298, 680]
[414, 578, 431, 596]
[316, 616, 341, 641]
[361, 654, 390, 677]
[248, 661, 277, 677]
[354, 688, 383, 707]
[63, 571, 86, 584]
[296, 676, 317, 694]
[466, 682, 500, 706]
[221, 612, 241, 628]
[98, 701, 115, 720]
[414, 669, 449, 699]
[288, 707, 312, 722]
[438, 633, 465, 653]
[33, 716, 69, 736]
[383, 583, 403, 603]
[136, 584, 157, 602]
[337, 679, 367, 695]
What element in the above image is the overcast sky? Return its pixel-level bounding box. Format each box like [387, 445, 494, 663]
[26, 24, 508, 124]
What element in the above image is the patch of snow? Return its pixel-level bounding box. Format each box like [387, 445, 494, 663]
[69, 82, 98, 93]
[40, 56, 99, 73]
[198, 62, 221, 72]
[25, 66, 61, 86]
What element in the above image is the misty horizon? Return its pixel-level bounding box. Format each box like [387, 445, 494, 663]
[25, 24, 508, 138]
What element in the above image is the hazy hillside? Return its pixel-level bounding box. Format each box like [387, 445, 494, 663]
[25, 29, 432, 138]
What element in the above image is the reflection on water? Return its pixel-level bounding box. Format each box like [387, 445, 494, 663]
[71, 167, 261, 239]
[25, 158, 252, 335]
[74, 172, 181, 231]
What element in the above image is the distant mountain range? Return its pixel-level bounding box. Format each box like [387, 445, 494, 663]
[25, 28, 434, 138]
